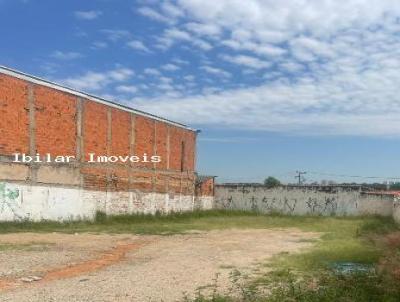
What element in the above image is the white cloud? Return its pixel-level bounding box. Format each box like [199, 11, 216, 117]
[184, 75, 195, 81]
[164, 28, 191, 40]
[100, 29, 131, 41]
[137, 6, 173, 24]
[161, 2, 184, 18]
[74, 10, 102, 20]
[185, 22, 221, 37]
[108, 68, 134, 81]
[173, 0, 400, 38]
[131, 63, 400, 136]
[159, 76, 173, 84]
[51, 51, 83, 60]
[116, 85, 138, 94]
[192, 38, 212, 50]
[162, 63, 180, 71]
[200, 66, 231, 78]
[128, 1, 400, 136]
[279, 61, 304, 73]
[127, 40, 150, 52]
[61, 72, 108, 91]
[220, 54, 270, 69]
[156, 28, 191, 49]
[91, 41, 108, 49]
[172, 58, 189, 65]
[254, 45, 286, 57]
[221, 39, 286, 57]
[157, 28, 212, 50]
[144, 68, 161, 76]
[60, 68, 134, 91]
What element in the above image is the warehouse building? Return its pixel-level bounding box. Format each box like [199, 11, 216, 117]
[0, 66, 213, 221]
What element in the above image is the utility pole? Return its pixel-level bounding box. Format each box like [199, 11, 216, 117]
[295, 171, 307, 185]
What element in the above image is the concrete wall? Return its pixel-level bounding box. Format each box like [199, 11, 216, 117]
[393, 196, 400, 223]
[0, 68, 212, 221]
[215, 185, 395, 217]
[0, 181, 203, 221]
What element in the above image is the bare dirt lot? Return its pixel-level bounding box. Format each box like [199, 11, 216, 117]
[0, 229, 319, 302]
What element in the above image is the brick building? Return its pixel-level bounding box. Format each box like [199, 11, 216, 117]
[0, 66, 213, 221]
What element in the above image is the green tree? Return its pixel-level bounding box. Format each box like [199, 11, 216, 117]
[264, 176, 281, 188]
[390, 182, 400, 190]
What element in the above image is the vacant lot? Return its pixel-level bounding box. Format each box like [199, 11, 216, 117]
[0, 229, 317, 301]
[0, 211, 399, 301]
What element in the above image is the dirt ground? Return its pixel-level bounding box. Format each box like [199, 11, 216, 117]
[0, 229, 319, 302]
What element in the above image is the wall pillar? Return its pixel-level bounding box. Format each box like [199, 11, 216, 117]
[27, 84, 37, 183]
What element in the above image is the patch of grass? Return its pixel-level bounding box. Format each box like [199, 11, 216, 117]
[268, 234, 381, 272]
[170, 211, 399, 302]
[265, 216, 399, 272]
[0, 210, 262, 234]
[1, 210, 398, 301]
[189, 270, 400, 302]
[358, 216, 399, 235]
[265, 270, 400, 302]
[219, 265, 236, 269]
[0, 210, 397, 237]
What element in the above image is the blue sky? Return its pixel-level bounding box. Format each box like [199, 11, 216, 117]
[1, 0, 400, 183]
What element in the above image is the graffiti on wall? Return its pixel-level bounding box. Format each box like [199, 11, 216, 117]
[305, 197, 338, 214]
[0, 182, 22, 218]
[213, 185, 365, 216]
[216, 194, 342, 215]
[216, 183, 398, 217]
[394, 196, 400, 208]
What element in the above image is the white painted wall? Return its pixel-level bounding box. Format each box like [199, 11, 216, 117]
[0, 182, 96, 221]
[215, 186, 395, 217]
[2, 181, 395, 222]
[393, 196, 400, 224]
[195, 196, 214, 210]
[0, 182, 213, 221]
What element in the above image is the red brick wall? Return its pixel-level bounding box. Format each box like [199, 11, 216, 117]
[134, 115, 155, 169]
[0, 71, 198, 195]
[167, 127, 196, 172]
[0, 74, 29, 155]
[111, 108, 130, 157]
[83, 101, 108, 161]
[169, 126, 183, 171]
[155, 173, 167, 193]
[155, 121, 168, 170]
[182, 175, 195, 195]
[109, 167, 130, 191]
[130, 170, 153, 191]
[168, 173, 182, 194]
[35, 86, 77, 156]
[81, 166, 108, 190]
[196, 178, 215, 196]
[185, 131, 196, 172]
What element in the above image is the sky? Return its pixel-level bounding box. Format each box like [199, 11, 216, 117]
[1, 0, 400, 183]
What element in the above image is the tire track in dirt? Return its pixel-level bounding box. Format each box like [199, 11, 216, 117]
[0, 240, 150, 292]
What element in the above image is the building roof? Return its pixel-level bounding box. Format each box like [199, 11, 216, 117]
[363, 191, 400, 197]
[0, 65, 197, 132]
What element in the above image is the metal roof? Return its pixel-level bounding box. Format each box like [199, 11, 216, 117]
[0, 65, 197, 132]
[363, 191, 400, 196]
